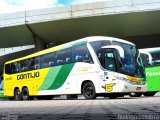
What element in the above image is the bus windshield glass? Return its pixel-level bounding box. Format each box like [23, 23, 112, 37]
[112, 41, 144, 77]
[140, 53, 151, 67]
[90, 40, 144, 77]
[139, 47, 160, 67]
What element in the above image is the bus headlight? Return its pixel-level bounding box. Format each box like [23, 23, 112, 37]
[120, 77, 145, 85]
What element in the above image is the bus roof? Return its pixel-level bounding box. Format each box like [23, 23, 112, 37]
[5, 36, 134, 64]
[5, 38, 87, 64]
[139, 47, 160, 53]
[86, 36, 135, 46]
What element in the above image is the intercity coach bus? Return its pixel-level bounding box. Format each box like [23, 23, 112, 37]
[3, 36, 146, 100]
[129, 48, 160, 97]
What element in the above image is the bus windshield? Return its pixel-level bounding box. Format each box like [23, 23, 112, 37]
[140, 53, 152, 67]
[139, 48, 160, 67]
[90, 40, 144, 77]
[113, 41, 144, 77]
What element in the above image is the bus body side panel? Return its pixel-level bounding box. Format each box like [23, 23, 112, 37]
[145, 66, 160, 91]
[103, 71, 119, 93]
[37, 63, 103, 95]
[4, 64, 75, 97]
[37, 63, 75, 95]
[4, 68, 50, 97]
[76, 64, 102, 94]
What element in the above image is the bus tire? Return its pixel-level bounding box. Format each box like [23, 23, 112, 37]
[22, 87, 33, 100]
[143, 92, 156, 97]
[82, 82, 96, 99]
[129, 93, 142, 97]
[14, 88, 22, 101]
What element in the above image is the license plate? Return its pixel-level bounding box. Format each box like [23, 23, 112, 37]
[136, 87, 141, 90]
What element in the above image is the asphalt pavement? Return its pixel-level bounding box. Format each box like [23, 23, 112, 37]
[0, 93, 160, 120]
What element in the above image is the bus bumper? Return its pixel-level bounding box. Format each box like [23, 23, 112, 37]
[119, 81, 146, 93]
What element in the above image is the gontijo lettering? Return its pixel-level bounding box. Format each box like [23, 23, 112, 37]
[17, 72, 40, 80]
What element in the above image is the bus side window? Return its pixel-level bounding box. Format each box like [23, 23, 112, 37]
[104, 51, 117, 71]
[29, 58, 35, 70]
[11, 62, 20, 73]
[35, 56, 41, 69]
[73, 45, 93, 63]
[5, 64, 11, 74]
[57, 48, 72, 65]
[42, 52, 55, 68]
[20, 60, 29, 72]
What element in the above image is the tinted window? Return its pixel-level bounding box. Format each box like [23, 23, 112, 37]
[140, 53, 150, 67]
[154, 52, 160, 65]
[42, 52, 56, 68]
[73, 45, 93, 63]
[20, 60, 29, 72]
[28, 58, 36, 70]
[5, 64, 11, 74]
[90, 40, 111, 61]
[11, 62, 20, 74]
[57, 48, 72, 65]
[104, 50, 117, 71]
[34, 56, 41, 69]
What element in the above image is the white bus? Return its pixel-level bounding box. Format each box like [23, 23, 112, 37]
[4, 36, 146, 100]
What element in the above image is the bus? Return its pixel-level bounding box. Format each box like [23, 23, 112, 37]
[0, 75, 4, 98]
[3, 36, 146, 100]
[129, 47, 160, 97]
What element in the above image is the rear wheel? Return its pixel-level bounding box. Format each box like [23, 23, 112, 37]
[129, 93, 142, 97]
[14, 88, 22, 101]
[143, 92, 156, 97]
[22, 88, 33, 100]
[82, 82, 96, 99]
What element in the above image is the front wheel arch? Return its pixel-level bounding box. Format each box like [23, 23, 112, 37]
[81, 80, 95, 93]
[81, 81, 97, 99]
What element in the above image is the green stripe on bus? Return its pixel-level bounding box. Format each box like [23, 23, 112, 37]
[71, 41, 87, 47]
[39, 67, 62, 90]
[47, 63, 75, 90]
[63, 41, 87, 49]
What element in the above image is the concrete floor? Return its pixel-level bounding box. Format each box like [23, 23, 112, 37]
[0, 94, 160, 120]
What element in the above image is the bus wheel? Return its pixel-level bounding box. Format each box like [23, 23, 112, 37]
[22, 88, 33, 100]
[82, 82, 96, 99]
[14, 88, 22, 101]
[129, 93, 142, 97]
[143, 92, 156, 97]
